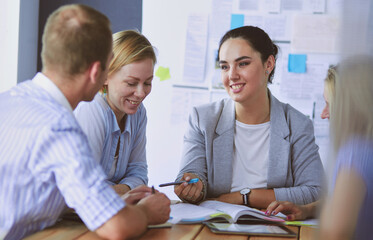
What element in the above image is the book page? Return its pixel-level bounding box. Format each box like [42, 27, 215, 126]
[169, 203, 232, 224]
[200, 200, 285, 222]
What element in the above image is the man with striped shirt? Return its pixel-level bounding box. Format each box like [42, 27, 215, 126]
[0, 4, 170, 240]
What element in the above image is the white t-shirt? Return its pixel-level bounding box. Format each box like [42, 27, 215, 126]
[231, 120, 270, 192]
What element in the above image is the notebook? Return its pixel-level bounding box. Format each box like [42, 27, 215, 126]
[169, 200, 285, 224]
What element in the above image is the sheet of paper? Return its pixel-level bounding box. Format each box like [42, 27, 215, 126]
[169, 203, 220, 224]
[244, 15, 265, 29]
[286, 218, 319, 226]
[210, 0, 233, 45]
[291, 15, 341, 53]
[304, 0, 326, 13]
[263, 15, 289, 41]
[341, 0, 373, 56]
[238, 0, 259, 10]
[170, 86, 210, 125]
[263, 0, 281, 13]
[182, 13, 208, 83]
[211, 68, 224, 89]
[281, 0, 302, 11]
[280, 62, 329, 100]
[244, 14, 289, 41]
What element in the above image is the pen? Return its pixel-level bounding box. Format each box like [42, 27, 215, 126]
[159, 178, 199, 187]
[152, 185, 155, 194]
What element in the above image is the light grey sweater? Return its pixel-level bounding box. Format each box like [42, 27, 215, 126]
[177, 92, 324, 205]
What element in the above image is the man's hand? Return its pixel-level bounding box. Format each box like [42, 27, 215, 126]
[137, 192, 171, 225]
[120, 185, 152, 205]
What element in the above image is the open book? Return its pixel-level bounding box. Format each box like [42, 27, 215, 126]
[169, 200, 285, 224]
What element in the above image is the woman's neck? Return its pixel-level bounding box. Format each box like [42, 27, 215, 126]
[105, 95, 127, 132]
[235, 92, 270, 124]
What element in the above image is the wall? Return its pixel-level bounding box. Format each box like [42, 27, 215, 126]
[142, 0, 212, 199]
[0, 0, 20, 92]
[36, 0, 143, 75]
[17, 0, 39, 83]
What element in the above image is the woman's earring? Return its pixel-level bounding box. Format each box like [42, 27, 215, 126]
[265, 70, 269, 75]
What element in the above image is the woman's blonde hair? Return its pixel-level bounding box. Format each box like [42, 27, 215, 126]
[108, 30, 156, 77]
[324, 66, 338, 111]
[330, 56, 373, 152]
[101, 30, 156, 93]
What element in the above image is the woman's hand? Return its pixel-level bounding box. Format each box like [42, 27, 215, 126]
[265, 201, 312, 220]
[174, 173, 203, 203]
[210, 191, 242, 205]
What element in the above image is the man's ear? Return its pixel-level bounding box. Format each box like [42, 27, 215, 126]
[88, 61, 101, 84]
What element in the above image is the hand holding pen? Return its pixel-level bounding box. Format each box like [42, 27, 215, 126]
[173, 173, 203, 203]
[159, 178, 199, 187]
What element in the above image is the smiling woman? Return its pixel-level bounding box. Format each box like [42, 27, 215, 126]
[175, 26, 324, 209]
[74, 30, 156, 195]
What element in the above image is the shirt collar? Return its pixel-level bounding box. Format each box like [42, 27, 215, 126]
[33, 72, 73, 113]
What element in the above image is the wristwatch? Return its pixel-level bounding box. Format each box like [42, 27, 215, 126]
[240, 188, 251, 206]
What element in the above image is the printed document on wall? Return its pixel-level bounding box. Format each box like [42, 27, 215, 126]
[209, 0, 233, 45]
[291, 15, 341, 53]
[280, 62, 329, 100]
[182, 13, 209, 84]
[244, 15, 289, 41]
[170, 87, 210, 125]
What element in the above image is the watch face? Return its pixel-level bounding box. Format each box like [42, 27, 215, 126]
[240, 188, 250, 195]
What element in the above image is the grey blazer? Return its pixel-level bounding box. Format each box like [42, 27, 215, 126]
[177, 93, 324, 205]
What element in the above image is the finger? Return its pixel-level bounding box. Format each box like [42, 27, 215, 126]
[122, 192, 149, 204]
[286, 214, 296, 221]
[187, 185, 197, 200]
[265, 201, 279, 215]
[191, 182, 203, 200]
[181, 185, 193, 200]
[130, 185, 151, 193]
[183, 173, 191, 181]
[271, 204, 286, 216]
[174, 182, 188, 196]
[192, 188, 203, 201]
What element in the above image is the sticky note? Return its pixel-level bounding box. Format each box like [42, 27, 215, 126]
[155, 66, 171, 81]
[231, 14, 244, 30]
[288, 54, 307, 73]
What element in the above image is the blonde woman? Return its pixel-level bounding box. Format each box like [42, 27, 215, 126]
[320, 56, 373, 240]
[321, 66, 337, 120]
[266, 58, 373, 239]
[74, 30, 155, 195]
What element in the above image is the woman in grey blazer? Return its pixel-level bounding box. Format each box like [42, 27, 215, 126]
[174, 26, 324, 209]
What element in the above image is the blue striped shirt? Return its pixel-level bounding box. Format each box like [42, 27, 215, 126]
[74, 94, 148, 189]
[0, 73, 125, 240]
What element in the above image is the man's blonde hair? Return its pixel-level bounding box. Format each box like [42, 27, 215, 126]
[108, 30, 156, 77]
[41, 4, 112, 76]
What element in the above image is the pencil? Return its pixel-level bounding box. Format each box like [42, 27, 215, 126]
[152, 185, 155, 194]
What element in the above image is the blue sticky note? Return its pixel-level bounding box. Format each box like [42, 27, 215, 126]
[288, 54, 307, 73]
[231, 14, 244, 29]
